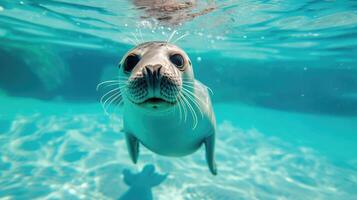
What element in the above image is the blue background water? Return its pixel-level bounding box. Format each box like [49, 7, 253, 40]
[0, 0, 357, 199]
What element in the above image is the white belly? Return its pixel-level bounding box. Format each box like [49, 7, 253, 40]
[123, 82, 215, 156]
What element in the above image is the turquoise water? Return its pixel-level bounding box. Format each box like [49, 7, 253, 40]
[1, 0, 357, 199]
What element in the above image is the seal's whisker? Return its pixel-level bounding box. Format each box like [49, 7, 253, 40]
[172, 85, 183, 123]
[178, 93, 188, 123]
[206, 87, 214, 95]
[181, 87, 206, 111]
[117, 83, 129, 88]
[100, 84, 126, 97]
[186, 95, 198, 129]
[103, 85, 126, 99]
[181, 81, 196, 86]
[117, 81, 129, 85]
[97, 80, 128, 90]
[103, 91, 121, 114]
[183, 95, 201, 122]
[181, 86, 206, 106]
[181, 79, 194, 83]
[181, 89, 204, 119]
[177, 97, 183, 123]
[102, 88, 121, 104]
[100, 87, 121, 107]
[179, 94, 186, 123]
[102, 93, 119, 115]
[177, 94, 185, 123]
[181, 78, 199, 83]
[96, 80, 121, 90]
[167, 30, 177, 43]
[105, 92, 123, 114]
[100, 87, 120, 101]
[177, 85, 188, 122]
[111, 93, 126, 114]
[182, 90, 203, 117]
[131, 32, 140, 44]
[107, 87, 124, 103]
[127, 37, 137, 46]
[138, 28, 144, 43]
[173, 32, 189, 44]
[171, 86, 180, 120]
[108, 97, 123, 113]
[118, 80, 128, 84]
[180, 96, 188, 123]
[97, 79, 127, 87]
[103, 78, 126, 83]
[180, 92, 198, 129]
[118, 77, 129, 80]
[182, 82, 214, 96]
[181, 83, 196, 88]
[99, 82, 121, 89]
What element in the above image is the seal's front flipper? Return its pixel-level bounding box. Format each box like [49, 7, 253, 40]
[125, 133, 139, 164]
[204, 134, 217, 175]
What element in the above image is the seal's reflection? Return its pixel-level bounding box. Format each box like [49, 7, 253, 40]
[118, 164, 167, 200]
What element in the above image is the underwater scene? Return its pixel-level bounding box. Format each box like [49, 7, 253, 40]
[0, 0, 357, 199]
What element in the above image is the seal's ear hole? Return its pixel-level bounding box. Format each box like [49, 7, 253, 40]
[169, 54, 184, 69]
[124, 54, 140, 73]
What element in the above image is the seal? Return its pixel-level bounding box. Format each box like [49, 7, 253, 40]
[117, 41, 217, 175]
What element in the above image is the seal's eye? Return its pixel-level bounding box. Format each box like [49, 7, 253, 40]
[170, 54, 184, 69]
[123, 54, 140, 72]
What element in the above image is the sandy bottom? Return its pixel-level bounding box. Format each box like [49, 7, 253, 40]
[0, 98, 356, 200]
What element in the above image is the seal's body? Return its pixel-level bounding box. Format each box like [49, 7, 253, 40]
[124, 80, 215, 156]
[117, 41, 217, 175]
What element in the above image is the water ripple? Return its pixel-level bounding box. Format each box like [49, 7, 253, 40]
[0, 114, 356, 199]
[0, 0, 356, 60]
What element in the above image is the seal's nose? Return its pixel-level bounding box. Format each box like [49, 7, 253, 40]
[143, 64, 163, 96]
[143, 64, 162, 79]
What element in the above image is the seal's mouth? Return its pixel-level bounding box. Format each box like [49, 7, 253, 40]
[143, 97, 167, 104]
[137, 97, 176, 110]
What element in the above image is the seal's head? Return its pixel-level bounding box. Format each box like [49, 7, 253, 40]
[119, 41, 194, 111]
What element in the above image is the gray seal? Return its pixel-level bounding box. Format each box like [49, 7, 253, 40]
[118, 41, 217, 175]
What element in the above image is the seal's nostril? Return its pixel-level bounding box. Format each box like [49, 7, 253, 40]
[152, 64, 162, 73]
[144, 64, 162, 79]
[153, 64, 162, 80]
[143, 65, 152, 78]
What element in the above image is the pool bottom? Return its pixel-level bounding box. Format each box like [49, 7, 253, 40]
[0, 98, 356, 199]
